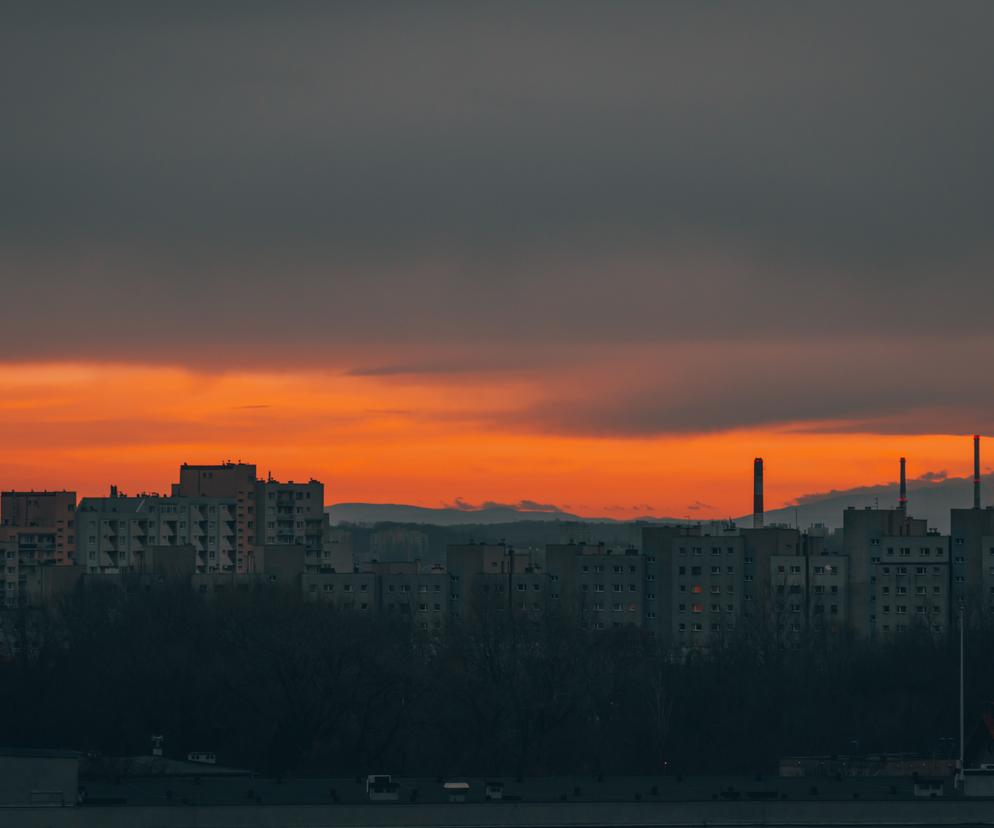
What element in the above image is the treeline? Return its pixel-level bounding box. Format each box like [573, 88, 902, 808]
[0, 580, 989, 777]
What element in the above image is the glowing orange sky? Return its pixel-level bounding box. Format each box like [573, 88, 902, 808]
[0, 361, 980, 519]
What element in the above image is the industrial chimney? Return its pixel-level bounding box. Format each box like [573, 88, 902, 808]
[974, 435, 981, 509]
[753, 458, 764, 529]
[898, 457, 907, 513]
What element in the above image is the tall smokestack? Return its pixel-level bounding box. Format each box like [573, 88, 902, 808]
[974, 435, 981, 509]
[898, 457, 907, 512]
[753, 457, 764, 529]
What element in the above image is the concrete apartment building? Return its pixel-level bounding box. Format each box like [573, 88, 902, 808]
[871, 533, 950, 637]
[307, 526, 355, 574]
[76, 491, 240, 574]
[670, 529, 745, 650]
[948, 437, 994, 621]
[174, 463, 259, 571]
[1, 490, 77, 565]
[446, 542, 519, 621]
[173, 463, 325, 572]
[545, 543, 643, 629]
[373, 561, 448, 632]
[256, 477, 324, 550]
[0, 491, 78, 607]
[302, 570, 378, 613]
[640, 524, 702, 646]
[842, 506, 929, 637]
[768, 552, 849, 646]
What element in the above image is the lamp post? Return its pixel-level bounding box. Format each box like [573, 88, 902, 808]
[959, 602, 965, 790]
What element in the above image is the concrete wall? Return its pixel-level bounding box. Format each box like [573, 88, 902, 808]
[0, 753, 78, 807]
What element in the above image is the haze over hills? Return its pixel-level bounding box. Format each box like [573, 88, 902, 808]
[325, 502, 666, 527]
[328, 473, 994, 533]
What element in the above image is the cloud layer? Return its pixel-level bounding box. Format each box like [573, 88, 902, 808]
[3, 3, 994, 439]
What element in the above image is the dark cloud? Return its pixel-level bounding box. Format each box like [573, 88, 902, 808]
[499, 338, 994, 436]
[2, 2, 993, 435]
[444, 498, 565, 514]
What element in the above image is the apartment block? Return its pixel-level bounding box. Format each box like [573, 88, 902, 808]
[640, 525, 702, 645]
[374, 561, 448, 632]
[843, 507, 928, 637]
[76, 492, 238, 574]
[256, 478, 324, 550]
[446, 543, 516, 621]
[174, 463, 259, 571]
[671, 531, 745, 649]
[871, 533, 950, 638]
[307, 526, 354, 574]
[768, 553, 848, 645]
[950, 508, 994, 622]
[545, 543, 642, 630]
[1, 491, 77, 566]
[302, 570, 378, 613]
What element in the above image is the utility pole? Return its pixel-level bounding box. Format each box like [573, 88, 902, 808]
[960, 601, 965, 789]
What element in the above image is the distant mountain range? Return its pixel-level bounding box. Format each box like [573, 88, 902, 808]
[325, 502, 645, 526]
[327, 473, 994, 533]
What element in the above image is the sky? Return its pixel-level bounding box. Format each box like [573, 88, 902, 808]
[2, 2, 993, 518]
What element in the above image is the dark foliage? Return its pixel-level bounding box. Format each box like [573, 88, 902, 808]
[0, 582, 986, 776]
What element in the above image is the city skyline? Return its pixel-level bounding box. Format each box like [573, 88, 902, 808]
[0, 362, 990, 518]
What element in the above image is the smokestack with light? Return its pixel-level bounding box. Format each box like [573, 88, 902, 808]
[975, 435, 981, 510]
[753, 457, 764, 529]
[898, 457, 907, 513]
